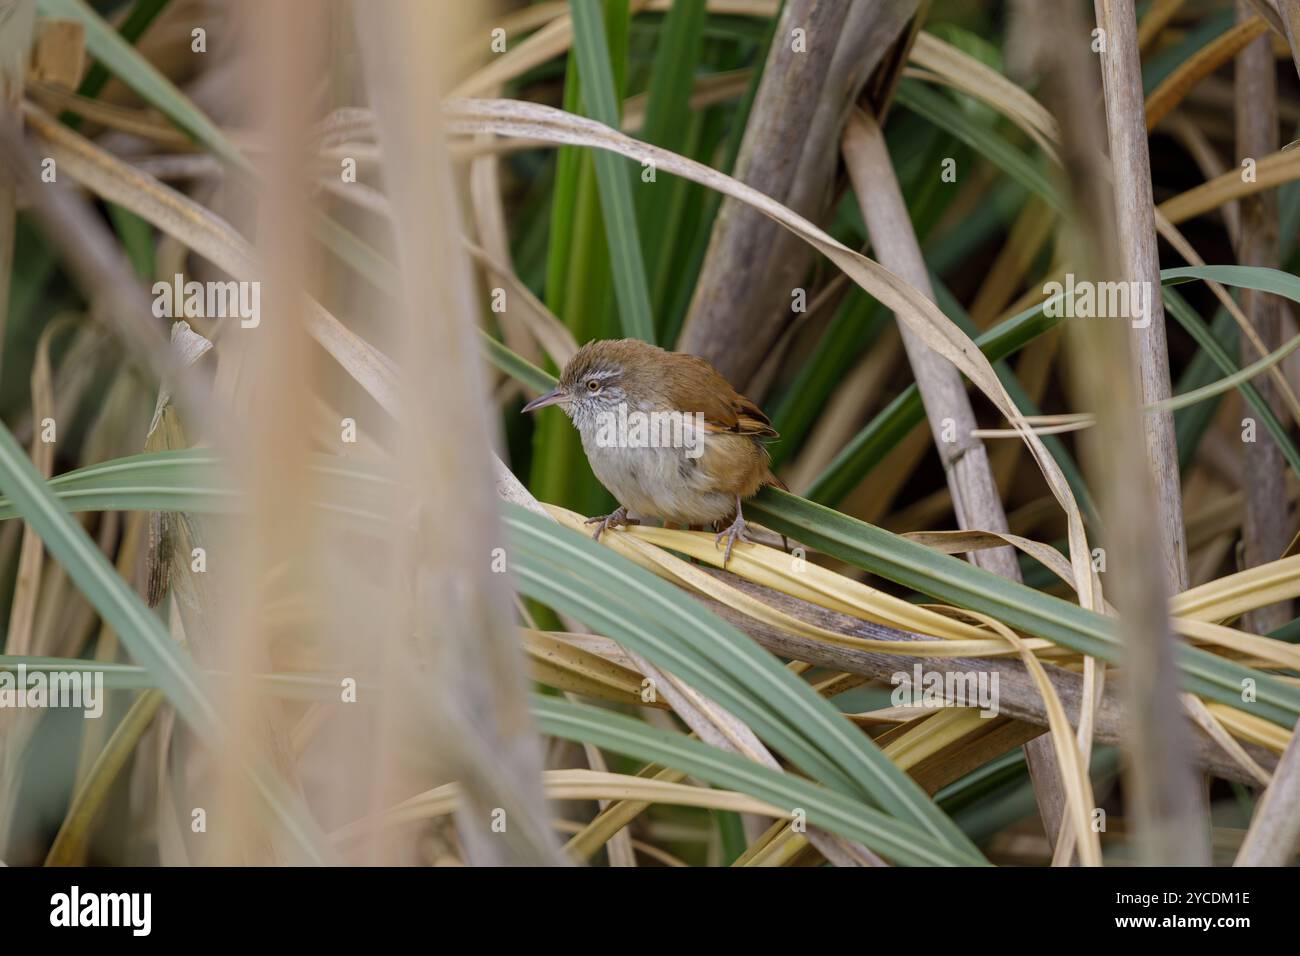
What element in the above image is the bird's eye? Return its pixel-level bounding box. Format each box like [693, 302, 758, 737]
[586, 380, 600, 393]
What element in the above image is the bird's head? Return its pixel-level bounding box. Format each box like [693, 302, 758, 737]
[522, 339, 660, 428]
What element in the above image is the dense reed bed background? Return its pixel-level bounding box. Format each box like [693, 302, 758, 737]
[0, 0, 1299, 867]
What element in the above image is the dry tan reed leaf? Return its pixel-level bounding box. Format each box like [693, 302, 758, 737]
[1173, 617, 1300, 671]
[880, 708, 990, 769]
[564, 726, 637, 867]
[1242, 0, 1290, 38]
[1173, 553, 1300, 621]
[565, 763, 688, 860]
[462, 238, 578, 365]
[1181, 693, 1272, 786]
[523, 630, 658, 707]
[1159, 145, 1300, 224]
[552, 817, 686, 866]
[904, 528, 1091, 600]
[972, 421, 1094, 438]
[1205, 703, 1292, 753]
[1144, 17, 1270, 130]
[449, 7, 574, 98]
[28, 80, 190, 143]
[316, 176, 390, 217]
[330, 768, 787, 847]
[524, 629, 649, 695]
[451, 0, 658, 100]
[0, 317, 64, 855]
[738, 824, 808, 866]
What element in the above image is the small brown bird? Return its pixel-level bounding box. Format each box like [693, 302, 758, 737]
[523, 338, 784, 566]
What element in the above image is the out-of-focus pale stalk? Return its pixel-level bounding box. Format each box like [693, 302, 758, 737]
[351, 0, 561, 865]
[1021, 0, 1210, 866]
[201, 0, 326, 865]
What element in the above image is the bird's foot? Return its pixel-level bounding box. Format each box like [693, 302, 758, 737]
[585, 506, 638, 542]
[714, 510, 750, 569]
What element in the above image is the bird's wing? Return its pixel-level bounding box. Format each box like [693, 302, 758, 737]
[664, 353, 779, 438]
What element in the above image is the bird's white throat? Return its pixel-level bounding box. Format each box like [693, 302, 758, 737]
[579, 402, 708, 460]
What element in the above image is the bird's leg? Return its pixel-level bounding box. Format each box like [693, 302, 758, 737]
[585, 505, 638, 541]
[714, 495, 750, 569]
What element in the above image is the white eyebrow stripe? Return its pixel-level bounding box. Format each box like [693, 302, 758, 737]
[586, 369, 619, 381]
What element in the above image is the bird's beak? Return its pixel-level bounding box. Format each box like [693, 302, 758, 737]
[522, 387, 569, 413]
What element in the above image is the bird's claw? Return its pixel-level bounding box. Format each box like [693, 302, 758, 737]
[714, 514, 750, 569]
[586, 507, 638, 542]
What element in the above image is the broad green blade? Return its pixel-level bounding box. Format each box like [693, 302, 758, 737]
[569, 0, 655, 342]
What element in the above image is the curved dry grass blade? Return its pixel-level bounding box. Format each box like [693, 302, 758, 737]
[940, 608, 1101, 865]
[1173, 553, 1300, 621]
[1181, 693, 1271, 787]
[1144, 16, 1269, 131]
[462, 238, 578, 365]
[1159, 146, 1300, 225]
[45, 690, 164, 865]
[332, 768, 787, 846]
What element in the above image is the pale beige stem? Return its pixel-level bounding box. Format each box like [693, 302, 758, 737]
[1235, 716, 1300, 864]
[1034, 0, 1210, 865]
[1095, 0, 1190, 594]
[1235, 0, 1291, 634]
